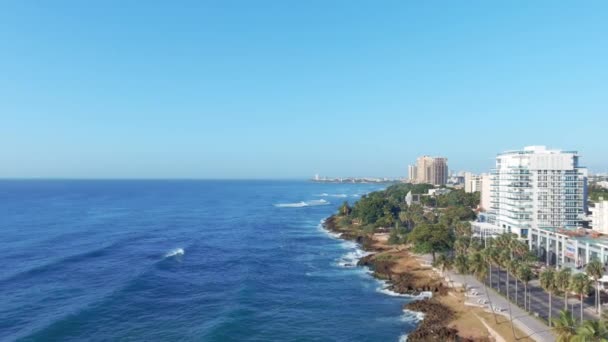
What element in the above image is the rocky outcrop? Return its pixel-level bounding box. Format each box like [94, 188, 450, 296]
[404, 300, 462, 342]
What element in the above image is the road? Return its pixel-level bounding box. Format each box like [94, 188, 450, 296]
[485, 265, 601, 324]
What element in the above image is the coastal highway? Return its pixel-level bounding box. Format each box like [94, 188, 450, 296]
[486, 267, 600, 323]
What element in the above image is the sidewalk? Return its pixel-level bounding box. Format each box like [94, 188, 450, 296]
[416, 254, 555, 342]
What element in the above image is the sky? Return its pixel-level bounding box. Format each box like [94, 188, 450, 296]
[1, 1, 607, 179]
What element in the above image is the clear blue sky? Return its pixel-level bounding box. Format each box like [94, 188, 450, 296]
[1, 1, 607, 179]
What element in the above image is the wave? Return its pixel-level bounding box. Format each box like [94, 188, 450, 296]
[317, 222, 342, 239]
[164, 248, 184, 258]
[336, 242, 371, 268]
[274, 199, 329, 208]
[401, 309, 425, 322]
[316, 193, 348, 198]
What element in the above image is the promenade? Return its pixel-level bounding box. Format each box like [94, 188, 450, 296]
[417, 254, 556, 342]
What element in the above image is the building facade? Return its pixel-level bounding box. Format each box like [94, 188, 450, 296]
[480, 173, 492, 212]
[591, 200, 608, 235]
[410, 156, 448, 186]
[408, 165, 418, 183]
[488, 146, 587, 240]
[464, 172, 483, 193]
[471, 146, 605, 269]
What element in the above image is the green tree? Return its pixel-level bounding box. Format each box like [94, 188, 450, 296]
[433, 253, 454, 288]
[587, 259, 604, 315]
[574, 319, 608, 341]
[338, 201, 351, 216]
[455, 254, 468, 274]
[558, 268, 573, 311]
[570, 273, 592, 324]
[519, 264, 533, 312]
[552, 310, 577, 342]
[408, 223, 454, 262]
[540, 268, 558, 326]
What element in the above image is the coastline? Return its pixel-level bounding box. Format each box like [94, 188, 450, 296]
[322, 215, 533, 342]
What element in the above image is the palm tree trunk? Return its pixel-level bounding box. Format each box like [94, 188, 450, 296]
[524, 284, 527, 311]
[548, 292, 552, 327]
[483, 282, 499, 324]
[489, 263, 492, 289]
[564, 291, 568, 311]
[515, 278, 518, 306]
[506, 269, 510, 301]
[597, 281, 601, 314]
[580, 294, 584, 324]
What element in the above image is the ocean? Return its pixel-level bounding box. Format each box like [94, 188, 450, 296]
[0, 180, 421, 341]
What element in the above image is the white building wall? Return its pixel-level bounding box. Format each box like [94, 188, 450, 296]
[591, 201, 608, 234]
[489, 146, 586, 239]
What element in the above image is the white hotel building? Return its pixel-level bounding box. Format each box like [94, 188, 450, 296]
[475, 146, 608, 269]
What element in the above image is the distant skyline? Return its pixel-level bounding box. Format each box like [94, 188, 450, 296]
[1, 1, 607, 179]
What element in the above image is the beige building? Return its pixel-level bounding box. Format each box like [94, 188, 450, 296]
[407, 165, 418, 183]
[480, 173, 491, 212]
[409, 156, 448, 186]
[464, 172, 483, 193]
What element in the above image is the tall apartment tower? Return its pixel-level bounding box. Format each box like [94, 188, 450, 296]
[414, 156, 448, 186]
[408, 165, 418, 183]
[489, 146, 587, 240]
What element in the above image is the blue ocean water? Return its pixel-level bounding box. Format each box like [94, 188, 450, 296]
[0, 180, 420, 341]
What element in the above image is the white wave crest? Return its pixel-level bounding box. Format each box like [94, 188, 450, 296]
[375, 279, 433, 299]
[165, 248, 184, 258]
[316, 193, 348, 198]
[337, 244, 370, 268]
[275, 199, 329, 208]
[317, 223, 342, 239]
[401, 309, 425, 322]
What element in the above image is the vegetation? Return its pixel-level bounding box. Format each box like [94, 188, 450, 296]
[589, 184, 608, 202]
[570, 273, 592, 324]
[330, 182, 608, 341]
[540, 269, 558, 326]
[552, 310, 608, 342]
[587, 259, 604, 315]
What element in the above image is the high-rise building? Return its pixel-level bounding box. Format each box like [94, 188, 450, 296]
[479, 173, 492, 212]
[412, 156, 448, 186]
[407, 165, 418, 183]
[464, 172, 483, 193]
[489, 146, 587, 240]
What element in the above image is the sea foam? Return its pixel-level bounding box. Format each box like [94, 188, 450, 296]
[275, 199, 329, 208]
[164, 248, 184, 258]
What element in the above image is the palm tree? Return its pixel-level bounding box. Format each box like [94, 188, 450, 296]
[482, 244, 495, 289]
[339, 201, 351, 216]
[454, 237, 468, 257]
[469, 251, 501, 325]
[570, 273, 592, 324]
[489, 246, 502, 293]
[552, 310, 577, 342]
[433, 253, 454, 287]
[511, 259, 521, 306]
[518, 264, 533, 312]
[574, 319, 608, 341]
[558, 268, 573, 311]
[455, 254, 468, 274]
[540, 268, 558, 326]
[587, 259, 604, 315]
[500, 249, 512, 301]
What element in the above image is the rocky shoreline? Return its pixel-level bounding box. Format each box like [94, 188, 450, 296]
[323, 215, 481, 342]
